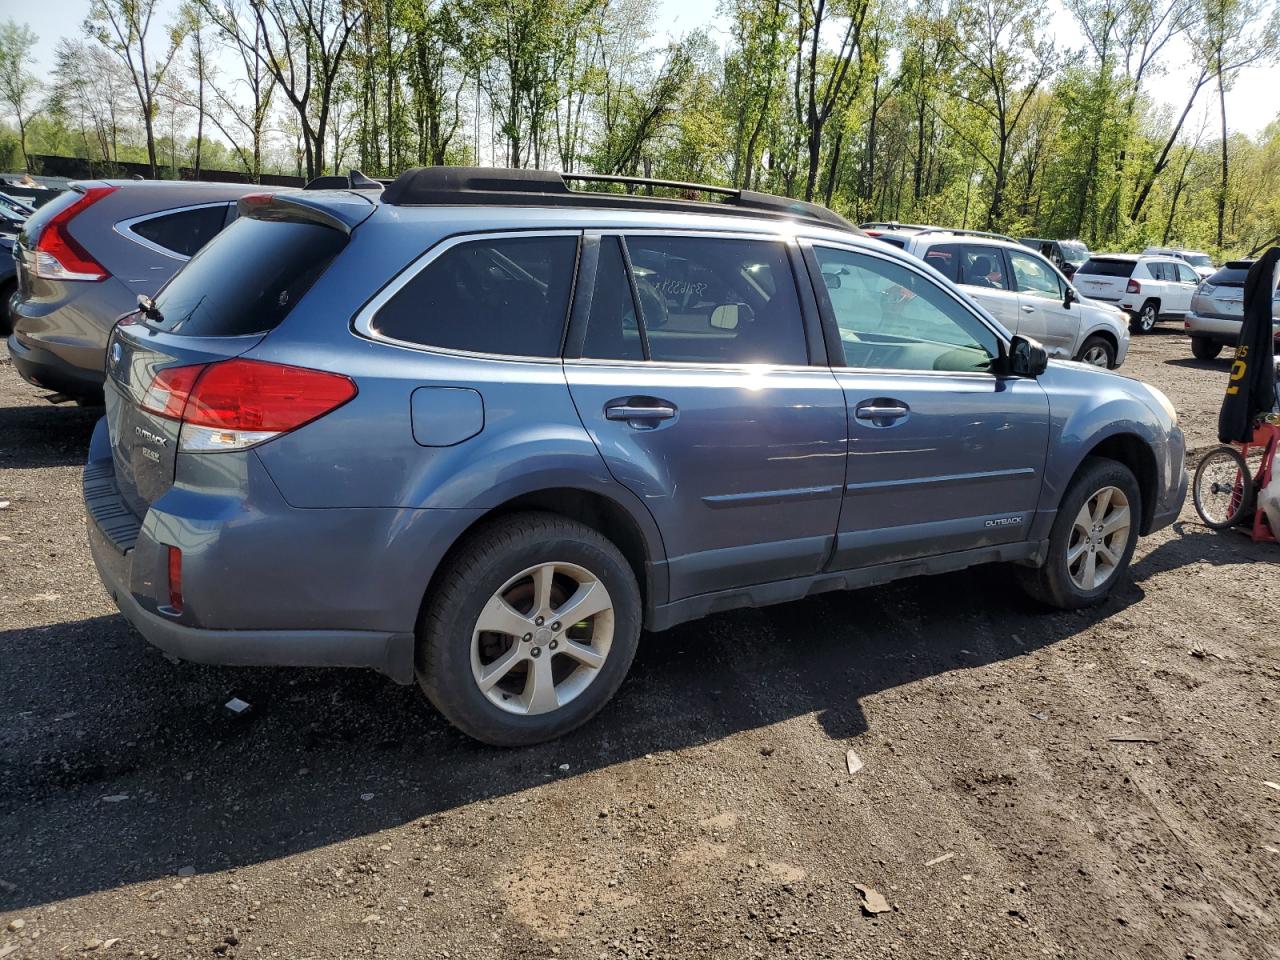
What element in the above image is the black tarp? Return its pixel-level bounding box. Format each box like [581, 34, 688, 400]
[1218, 248, 1279, 443]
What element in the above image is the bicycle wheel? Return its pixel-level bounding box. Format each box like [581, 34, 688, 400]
[1193, 446, 1256, 529]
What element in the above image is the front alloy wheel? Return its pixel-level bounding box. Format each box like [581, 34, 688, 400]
[1065, 486, 1131, 591]
[471, 562, 614, 715]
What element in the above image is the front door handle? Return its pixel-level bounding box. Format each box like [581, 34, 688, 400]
[854, 401, 910, 424]
[605, 399, 678, 426]
[1021, 304, 1037, 313]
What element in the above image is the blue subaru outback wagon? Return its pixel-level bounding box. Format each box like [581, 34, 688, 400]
[84, 168, 1187, 745]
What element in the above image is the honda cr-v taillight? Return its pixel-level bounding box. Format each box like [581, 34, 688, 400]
[32, 185, 118, 281]
[1126, 279, 1141, 294]
[142, 358, 357, 452]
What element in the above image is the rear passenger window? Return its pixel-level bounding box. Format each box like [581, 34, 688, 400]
[622, 236, 807, 365]
[130, 205, 229, 258]
[372, 235, 578, 358]
[929, 243, 1009, 290]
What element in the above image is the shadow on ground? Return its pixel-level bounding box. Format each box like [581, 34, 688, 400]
[0, 396, 101, 470]
[0, 545, 1185, 909]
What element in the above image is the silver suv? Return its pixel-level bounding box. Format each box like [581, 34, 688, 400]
[1185, 259, 1280, 360]
[8, 179, 270, 400]
[903, 231, 1131, 368]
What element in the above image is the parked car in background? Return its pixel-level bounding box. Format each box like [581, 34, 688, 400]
[1073, 253, 1199, 333]
[1020, 237, 1090, 279]
[902, 231, 1130, 367]
[7, 179, 272, 400]
[1185, 259, 1280, 359]
[858, 222, 931, 248]
[1142, 246, 1215, 280]
[0, 197, 25, 336]
[85, 167, 1185, 745]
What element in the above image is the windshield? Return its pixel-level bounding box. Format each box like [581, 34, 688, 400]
[1060, 241, 1088, 264]
[1184, 254, 1213, 268]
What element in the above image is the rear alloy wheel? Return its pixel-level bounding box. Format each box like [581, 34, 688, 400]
[1130, 301, 1158, 334]
[1015, 457, 1141, 609]
[1191, 337, 1224, 361]
[417, 512, 641, 746]
[1076, 335, 1115, 368]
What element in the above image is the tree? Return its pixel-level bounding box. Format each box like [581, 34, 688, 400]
[1195, 0, 1280, 247]
[201, 0, 362, 179]
[0, 21, 41, 170]
[85, 0, 186, 176]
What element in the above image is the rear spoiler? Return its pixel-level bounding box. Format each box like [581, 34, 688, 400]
[236, 190, 375, 233]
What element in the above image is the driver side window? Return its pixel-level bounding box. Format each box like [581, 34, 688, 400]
[1008, 250, 1063, 300]
[814, 246, 999, 373]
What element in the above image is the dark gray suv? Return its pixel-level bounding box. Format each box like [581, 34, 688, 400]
[84, 168, 1187, 746]
[8, 179, 269, 399]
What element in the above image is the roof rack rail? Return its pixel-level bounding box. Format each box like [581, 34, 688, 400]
[379, 166, 858, 232]
[304, 169, 390, 191]
[915, 227, 1017, 243]
[857, 221, 931, 231]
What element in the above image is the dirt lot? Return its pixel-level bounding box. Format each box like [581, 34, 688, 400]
[1, 327, 1277, 960]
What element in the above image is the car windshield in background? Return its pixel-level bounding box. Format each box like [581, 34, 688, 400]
[1060, 241, 1088, 264]
[1185, 254, 1213, 268]
[1076, 258, 1134, 277]
[148, 217, 347, 338]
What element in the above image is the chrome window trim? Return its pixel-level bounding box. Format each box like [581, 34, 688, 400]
[114, 201, 234, 262]
[350, 228, 583, 362]
[801, 237, 1010, 376]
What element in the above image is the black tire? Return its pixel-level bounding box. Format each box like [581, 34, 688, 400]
[1130, 300, 1159, 334]
[1015, 457, 1142, 610]
[416, 511, 641, 746]
[1075, 335, 1116, 368]
[1191, 337, 1224, 361]
[1192, 446, 1255, 530]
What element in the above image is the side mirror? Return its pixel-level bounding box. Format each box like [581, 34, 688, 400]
[1007, 335, 1048, 377]
[1063, 286, 1078, 310]
[710, 304, 741, 330]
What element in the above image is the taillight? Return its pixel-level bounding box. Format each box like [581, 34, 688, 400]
[142, 358, 357, 452]
[140, 364, 203, 420]
[1126, 279, 1141, 294]
[167, 546, 183, 614]
[32, 185, 118, 281]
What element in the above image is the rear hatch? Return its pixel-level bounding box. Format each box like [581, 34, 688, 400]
[105, 193, 364, 519]
[1074, 257, 1135, 302]
[1191, 261, 1249, 321]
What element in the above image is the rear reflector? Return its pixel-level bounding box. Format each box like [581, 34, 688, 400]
[33, 185, 118, 281]
[142, 358, 357, 452]
[1126, 279, 1141, 294]
[167, 546, 183, 614]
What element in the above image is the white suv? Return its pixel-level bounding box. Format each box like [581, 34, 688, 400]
[1141, 247, 1215, 280]
[1073, 254, 1200, 333]
[902, 231, 1131, 368]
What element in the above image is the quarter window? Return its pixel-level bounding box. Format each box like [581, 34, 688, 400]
[583, 235, 807, 366]
[371, 235, 578, 358]
[130, 205, 229, 258]
[813, 246, 999, 373]
[1008, 250, 1063, 299]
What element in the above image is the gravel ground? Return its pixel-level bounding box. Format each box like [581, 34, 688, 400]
[1, 327, 1278, 960]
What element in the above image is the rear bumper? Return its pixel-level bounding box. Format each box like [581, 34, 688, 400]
[7, 332, 105, 397]
[83, 418, 482, 684]
[1185, 311, 1280, 343]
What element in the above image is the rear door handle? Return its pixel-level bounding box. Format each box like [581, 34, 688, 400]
[1021, 304, 1037, 313]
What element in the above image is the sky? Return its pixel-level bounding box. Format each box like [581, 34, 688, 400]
[12, 0, 1280, 140]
